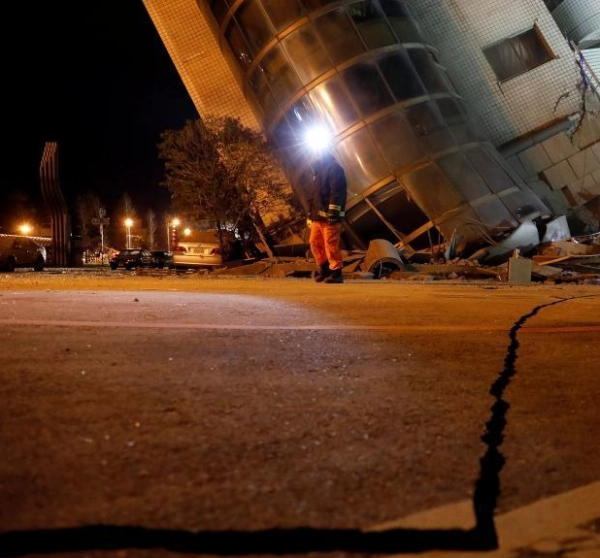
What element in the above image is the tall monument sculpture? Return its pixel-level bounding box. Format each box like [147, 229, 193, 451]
[40, 142, 70, 267]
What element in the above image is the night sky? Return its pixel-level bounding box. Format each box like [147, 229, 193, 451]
[2, 1, 198, 234]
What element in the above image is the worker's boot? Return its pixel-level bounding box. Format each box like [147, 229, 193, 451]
[323, 268, 343, 284]
[314, 262, 331, 283]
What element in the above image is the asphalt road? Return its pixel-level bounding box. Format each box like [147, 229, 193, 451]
[0, 271, 599, 558]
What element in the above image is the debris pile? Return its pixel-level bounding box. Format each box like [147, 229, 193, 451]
[212, 234, 600, 284]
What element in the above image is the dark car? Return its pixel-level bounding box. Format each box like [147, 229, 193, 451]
[150, 250, 174, 269]
[0, 236, 46, 272]
[109, 248, 153, 270]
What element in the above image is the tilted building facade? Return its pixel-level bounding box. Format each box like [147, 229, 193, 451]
[143, 0, 600, 261]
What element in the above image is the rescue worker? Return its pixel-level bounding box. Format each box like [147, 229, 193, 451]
[307, 150, 347, 284]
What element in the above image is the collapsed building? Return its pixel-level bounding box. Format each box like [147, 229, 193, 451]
[142, 0, 600, 265]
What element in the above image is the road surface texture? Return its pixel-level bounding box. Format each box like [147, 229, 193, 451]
[0, 270, 598, 558]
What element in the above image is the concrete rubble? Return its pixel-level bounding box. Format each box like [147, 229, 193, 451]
[211, 235, 600, 286]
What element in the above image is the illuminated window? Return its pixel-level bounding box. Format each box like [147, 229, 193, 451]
[483, 25, 555, 82]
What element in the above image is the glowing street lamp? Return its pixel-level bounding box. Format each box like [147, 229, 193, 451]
[19, 223, 32, 235]
[183, 227, 191, 238]
[125, 218, 133, 249]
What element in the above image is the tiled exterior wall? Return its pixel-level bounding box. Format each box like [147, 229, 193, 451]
[142, 0, 259, 131]
[508, 112, 600, 230]
[410, 0, 582, 147]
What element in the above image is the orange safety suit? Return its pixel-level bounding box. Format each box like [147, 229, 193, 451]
[307, 153, 347, 271]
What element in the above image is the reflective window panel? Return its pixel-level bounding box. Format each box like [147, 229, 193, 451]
[349, 1, 396, 50]
[407, 48, 449, 94]
[248, 65, 276, 116]
[472, 197, 518, 233]
[309, 75, 360, 133]
[370, 110, 425, 171]
[235, 0, 274, 55]
[313, 7, 366, 65]
[403, 101, 455, 155]
[378, 0, 422, 42]
[224, 19, 254, 70]
[435, 204, 484, 246]
[336, 128, 390, 191]
[368, 181, 430, 242]
[208, 0, 232, 26]
[341, 61, 394, 118]
[345, 200, 403, 246]
[466, 146, 518, 194]
[377, 50, 426, 102]
[302, 0, 341, 11]
[261, 0, 305, 33]
[437, 151, 491, 201]
[401, 163, 465, 219]
[282, 23, 332, 84]
[259, 43, 301, 106]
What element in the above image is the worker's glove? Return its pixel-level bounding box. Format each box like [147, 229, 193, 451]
[327, 209, 341, 224]
[306, 218, 313, 229]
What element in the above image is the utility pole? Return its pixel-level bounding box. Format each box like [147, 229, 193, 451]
[92, 208, 110, 266]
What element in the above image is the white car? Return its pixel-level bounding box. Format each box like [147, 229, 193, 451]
[0, 235, 46, 272]
[172, 231, 225, 269]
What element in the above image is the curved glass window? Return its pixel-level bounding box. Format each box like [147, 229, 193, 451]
[249, 65, 276, 115]
[313, 7, 365, 65]
[437, 205, 482, 244]
[378, 0, 410, 17]
[336, 128, 389, 191]
[472, 197, 518, 232]
[401, 164, 465, 219]
[302, 0, 341, 11]
[436, 98, 479, 144]
[436, 97, 465, 126]
[466, 146, 517, 194]
[407, 48, 449, 94]
[341, 61, 394, 117]
[235, 0, 274, 55]
[379, 0, 422, 42]
[370, 111, 425, 171]
[437, 152, 491, 201]
[377, 50, 426, 101]
[310, 75, 360, 132]
[404, 101, 454, 155]
[345, 199, 402, 246]
[225, 19, 254, 71]
[288, 96, 317, 125]
[208, 0, 232, 26]
[349, 1, 396, 50]
[282, 23, 332, 84]
[261, 0, 305, 33]
[259, 43, 301, 105]
[368, 181, 430, 241]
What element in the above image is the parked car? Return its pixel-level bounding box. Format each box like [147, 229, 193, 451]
[172, 230, 226, 269]
[150, 250, 174, 269]
[109, 248, 153, 270]
[0, 235, 46, 272]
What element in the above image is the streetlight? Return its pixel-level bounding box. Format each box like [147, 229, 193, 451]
[19, 224, 32, 236]
[125, 218, 133, 249]
[183, 227, 191, 238]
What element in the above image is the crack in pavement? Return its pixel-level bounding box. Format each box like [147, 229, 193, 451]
[0, 296, 593, 557]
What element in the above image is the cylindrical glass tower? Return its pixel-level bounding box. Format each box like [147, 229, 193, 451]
[202, 0, 551, 257]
